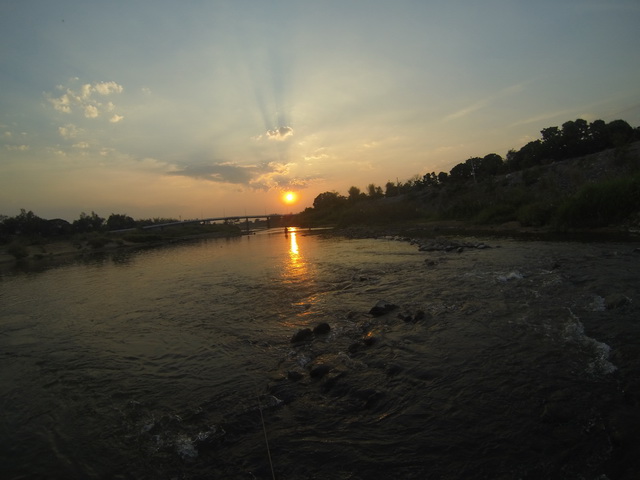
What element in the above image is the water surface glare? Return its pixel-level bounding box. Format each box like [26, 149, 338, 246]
[1, 229, 639, 479]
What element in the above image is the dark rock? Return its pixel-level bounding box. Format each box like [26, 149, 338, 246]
[414, 310, 426, 321]
[309, 364, 331, 378]
[348, 342, 363, 354]
[362, 335, 377, 347]
[313, 322, 331, 335]
[605, 293, 631, 310]
[398, 313, 413, 322]
[369, 300, 398, 317]
[321, 372, 346, 393]
[287, 371, 304, 382]
[386, 364, 403, 376]
[290, 328, 313, 343]
[456, 247, 464, 253]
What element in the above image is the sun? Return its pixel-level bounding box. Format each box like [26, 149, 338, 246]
[282, 191, 298, 205]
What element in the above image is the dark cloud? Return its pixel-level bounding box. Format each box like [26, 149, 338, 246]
[266, 126, 294, 141]
[167, 162, 253, 184]
[166, 159, 312, 191]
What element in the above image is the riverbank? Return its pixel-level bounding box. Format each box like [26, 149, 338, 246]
[3, 220, 638, 267]
[0, 226, 244, 267]
[330, 219, 640, 243]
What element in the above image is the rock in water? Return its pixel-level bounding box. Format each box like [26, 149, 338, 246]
[313, 322, 331, 335]
[290, 328, 313, 343]
[309, 364, 331, 378]
[369, 300, 398, 317]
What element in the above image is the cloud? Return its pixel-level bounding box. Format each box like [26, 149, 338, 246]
[5, 144, 29, 151]
[303, 148, 330, 162]
[93, 81, 123, 95]
[265, 126, 294, 141]
[444, 82, 528, 122]
[84, 105, 99, 118]
[167, 159, 312, 191]
[47, 80, 124, 121]
[444, 99, 491, 121]
[58, 124, 82, 139]
[110, 114, 124, 123]
[167, 162, 254, 184]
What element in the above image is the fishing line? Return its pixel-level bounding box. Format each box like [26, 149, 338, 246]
[256, 388, 276, 480]
[247, 363, 277, 480]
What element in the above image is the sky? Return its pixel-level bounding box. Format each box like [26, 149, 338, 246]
[1, 0, 639, 221]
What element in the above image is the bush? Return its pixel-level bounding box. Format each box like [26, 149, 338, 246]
[554, 175, 640, 228]
[122, 233, 163, 243]
[474, 204, 517, 224]
[6, 242, 29, 259]
[86, 236, 110, 248]
[517, 202, 555, 227]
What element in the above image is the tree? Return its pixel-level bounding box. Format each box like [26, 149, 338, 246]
[312, 191, 347, 211]
[479, 153, 504, 177]
[366, 184, 383, 198]
[606, 119, 635, 147]
[385, 181, 398, 197]
[347, 186, 364, 203]
[73, 211, 105, 233]
[106, 213, 136, 230]
[449, 162, 472, 181]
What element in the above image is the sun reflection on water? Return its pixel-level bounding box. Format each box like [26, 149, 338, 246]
[284, 226, 309, 284]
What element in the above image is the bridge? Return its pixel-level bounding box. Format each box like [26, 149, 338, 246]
[110, 214, 289, 233]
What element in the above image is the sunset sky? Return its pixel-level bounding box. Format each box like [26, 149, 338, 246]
[1, 1, 639, 221]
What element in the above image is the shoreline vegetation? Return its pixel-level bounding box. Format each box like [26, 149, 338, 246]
[2, 118, 639, 265]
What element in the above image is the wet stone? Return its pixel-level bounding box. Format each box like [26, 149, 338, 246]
[291, 328, 313, 343]
[313, 322, 331, 335]
[369, 300, 398, 317]
[309, 364, 331, 378]
[605, 293, 631, 310]
[287, 370, 304, 382]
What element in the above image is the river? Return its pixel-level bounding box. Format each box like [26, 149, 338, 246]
[1, 228, 639, 479]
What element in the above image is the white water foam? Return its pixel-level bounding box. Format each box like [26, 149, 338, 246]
[564, 310, 617, 375]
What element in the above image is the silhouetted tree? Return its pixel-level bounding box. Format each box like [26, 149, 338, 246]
[73, 211, 104, 233]
[313, 191, 347, 211]
[366, 184, 384, 198]
[348, 186, 365, 203]
[449, 162, 472, 181]
[385, 181, 398, 197]
[106, 213, 136, 230]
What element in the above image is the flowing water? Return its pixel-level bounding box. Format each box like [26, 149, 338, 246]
[1, 229, 639, 479]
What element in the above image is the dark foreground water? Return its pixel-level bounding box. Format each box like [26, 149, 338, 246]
[1, 229, 640, 479]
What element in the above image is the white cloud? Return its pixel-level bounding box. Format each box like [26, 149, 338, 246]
[84, 105, 99, 118]
[49, 94, 72, 113]
[47, 80, 124, 120]
[72, 142, 90, 149]
[94, 81, 123, 95]
[58, 124, 82, 139]
[5, 144, 29, 151]
[109, 114, 124, 123]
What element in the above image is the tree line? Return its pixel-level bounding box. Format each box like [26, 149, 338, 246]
[308, 118, 640, 213]
[0, 210, 179, 242]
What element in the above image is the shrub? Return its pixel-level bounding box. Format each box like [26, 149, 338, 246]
[517, 202, 555, 227]
[474, 204, 517, 224]
[122, 233, 163, 243]
[86, 236, 110, 248]
[554, 175, 640, 228]
[6, 242, 29, 259]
